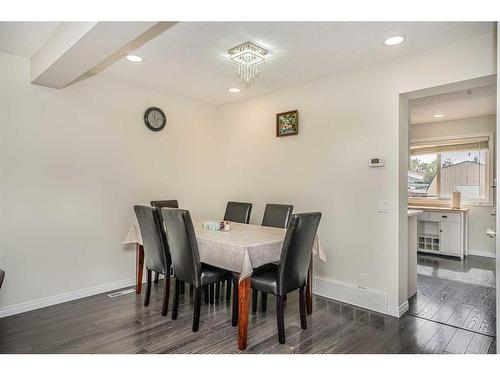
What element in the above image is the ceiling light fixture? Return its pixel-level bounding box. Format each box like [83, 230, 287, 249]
[228, 88, 241, 93]
[228, 41, 268, 87]
[126, 54, 143, 63]
[433, 114, 445, 118]
[383, 35, 405, 46]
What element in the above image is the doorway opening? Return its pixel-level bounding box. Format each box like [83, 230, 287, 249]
[400, 75, 497, 353]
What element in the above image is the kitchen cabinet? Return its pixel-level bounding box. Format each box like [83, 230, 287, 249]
[440, 221, 462, 256]
[409, 206, 469, 260]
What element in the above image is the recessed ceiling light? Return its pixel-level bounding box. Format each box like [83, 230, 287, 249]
[228, 88, 241, 93]
[126, 54, 143, 63]
[384, 36, 405, 46]
[433, 114, 445, 118]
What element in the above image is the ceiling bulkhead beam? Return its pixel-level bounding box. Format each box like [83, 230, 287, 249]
[30, 21, 176, 89]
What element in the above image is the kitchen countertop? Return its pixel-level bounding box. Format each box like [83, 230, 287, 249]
[408, 205, 469, 213]
[408, 209, 423, 217]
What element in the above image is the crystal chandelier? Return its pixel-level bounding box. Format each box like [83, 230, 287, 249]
[228, 41, 268, 87]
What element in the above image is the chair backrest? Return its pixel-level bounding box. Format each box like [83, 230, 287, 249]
[161, 208, 202, 287]
[150, 200, 179, 209]
[262, 204, 294, 228]
[0, 268, 5, 290]
[277, 212, 321, 295]
[223, 201, 252, 224]
[134, 205, 171, 274]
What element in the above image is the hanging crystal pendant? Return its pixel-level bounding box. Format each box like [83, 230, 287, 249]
[228, 41, 268, 88]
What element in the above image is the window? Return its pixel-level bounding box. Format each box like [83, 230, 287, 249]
[408, 154, 437, 198]
[440, 148, 488, 201]
[408, 135, 492, 204]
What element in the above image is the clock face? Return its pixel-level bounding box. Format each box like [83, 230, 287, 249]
[144, 107, 166, 131]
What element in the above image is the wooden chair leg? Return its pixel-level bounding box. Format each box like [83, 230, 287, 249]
[231, 279, 239, 327]
[144, 269, 152, 307]
[204, 285, 209, 304]
[252, 289, 258, 313]
[209, 284, 215, 305]
[276, 295, 285, 344]
[154, 272, 159, 284]
[180, 281, 185, 295]
[299, 287, 307, 329]
[261, 292, 268, 313]
[172, 279, 180, 320]
[193, 287, 202, 332]
[215, 282, 220, 301]
[161, 274, 170, 316]
[226, 280, 232, 301]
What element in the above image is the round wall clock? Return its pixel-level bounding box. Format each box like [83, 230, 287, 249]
[144, 107, 166, 132]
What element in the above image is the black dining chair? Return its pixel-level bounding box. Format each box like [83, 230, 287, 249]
[223, 201, 252, 224]
[134, 205, 172, 316]
[151, 200, 181, 288]
[151, 200, 179, 209]
[0, 268, 5, 290]
[261, 203, 294, 229]
[161, 207, 233, 332]
[250, 212, 321, 344]
[253, 203, 294, 313]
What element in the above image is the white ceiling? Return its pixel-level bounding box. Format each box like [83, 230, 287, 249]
[102, 22, 495, 105]
[410, 85, 497, 125]
[0, 22, 495, 105]
[0, 22, 60, 57]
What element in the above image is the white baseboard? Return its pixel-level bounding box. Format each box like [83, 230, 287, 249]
[2, 275, 410, 319]
[387, 300, 409, 317]
[468, 250, 496, 259]
[314, 277, 402, 317]
[0, 278, 136, 318]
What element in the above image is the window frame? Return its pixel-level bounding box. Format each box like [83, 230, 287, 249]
[409, 132, 495, 207]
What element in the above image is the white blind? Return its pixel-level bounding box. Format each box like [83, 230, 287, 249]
[411, 136, 489, 156]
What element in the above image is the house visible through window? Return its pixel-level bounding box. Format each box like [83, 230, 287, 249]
[408, 136, 491, 204]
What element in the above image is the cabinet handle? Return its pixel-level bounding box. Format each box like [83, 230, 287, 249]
[442, 215, 447, 218]
[440, 229, 443, 232]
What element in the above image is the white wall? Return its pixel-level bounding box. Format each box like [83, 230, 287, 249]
[0, 31, 497, 318]
[214, 32, 497, 315]
[411, 115, 496, 258]
[0, 52, 219, 314]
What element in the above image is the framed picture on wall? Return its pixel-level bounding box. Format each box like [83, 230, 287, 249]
[276, 110, 299, 137]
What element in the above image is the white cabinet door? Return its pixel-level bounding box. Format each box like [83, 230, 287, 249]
[440, 222, 461, 255]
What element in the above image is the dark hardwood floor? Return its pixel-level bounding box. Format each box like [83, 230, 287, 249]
[408, 254, 496, 338]
[0, 254, 496, 354]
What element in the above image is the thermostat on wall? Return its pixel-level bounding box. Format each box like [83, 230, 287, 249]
[369, 156, 385, 168]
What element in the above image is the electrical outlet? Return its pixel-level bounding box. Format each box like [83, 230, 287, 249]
[377, 200, 389, 213]
[358, 273, 368, 289]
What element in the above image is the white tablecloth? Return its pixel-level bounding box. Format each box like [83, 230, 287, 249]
[123, 219, 326, 280]
[123, 223, 143, 245]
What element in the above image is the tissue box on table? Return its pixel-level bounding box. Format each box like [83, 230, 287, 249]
[202, 221, 221, 231]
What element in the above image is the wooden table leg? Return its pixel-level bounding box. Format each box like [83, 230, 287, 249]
[136, 244, 144, 294]
[306, 254, 313, 315]
[237, 277, 251, 351]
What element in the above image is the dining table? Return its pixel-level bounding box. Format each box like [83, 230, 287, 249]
[123, 219, 326, 350]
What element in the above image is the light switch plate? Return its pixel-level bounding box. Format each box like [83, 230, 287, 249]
[377, 200, 389, 213]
